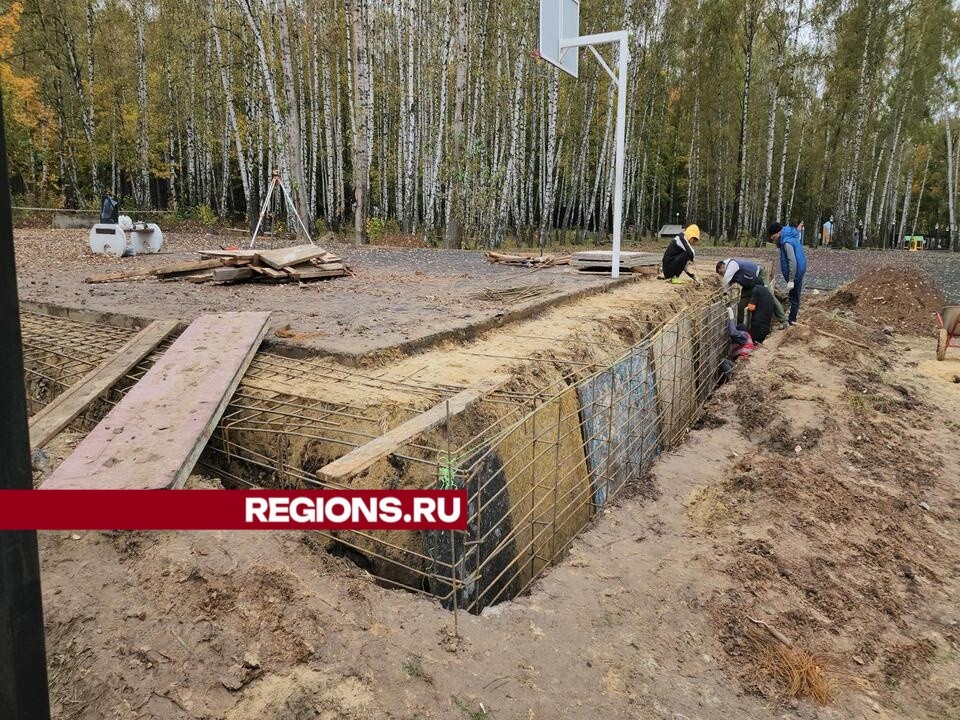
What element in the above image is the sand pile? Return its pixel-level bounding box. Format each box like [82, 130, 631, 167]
[828, 266, 946, 333]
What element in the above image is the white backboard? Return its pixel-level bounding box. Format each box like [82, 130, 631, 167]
[539, 0, 579, 78]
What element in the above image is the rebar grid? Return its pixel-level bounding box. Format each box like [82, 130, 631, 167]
[20, 311, 137, 415]
[427, 293, 729, 613]
[19, 293, 731, 615]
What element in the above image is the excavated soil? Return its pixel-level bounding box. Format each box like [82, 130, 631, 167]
[26, 268, 960, 720]
[827, 266, 947, 333]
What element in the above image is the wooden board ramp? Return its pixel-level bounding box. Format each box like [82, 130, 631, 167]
[318, 374, 509, 484]
[29, 320, 179, 450]
[41, 312, 270, 490]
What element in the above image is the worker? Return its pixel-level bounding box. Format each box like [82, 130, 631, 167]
[742, 282, 778, 342]
[661, 223, 701, 285]
[726, 307, 755, 361]
[100, 192, 119, 224]
[719, 306, 756, 381]
[714, 257, 788, 328]
[767, 222, 807, 324]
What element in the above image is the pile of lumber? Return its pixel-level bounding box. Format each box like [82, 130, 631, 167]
[85, 244, 350, 285]
[571, 250, 661, 274]
[485, 251, 571, 267]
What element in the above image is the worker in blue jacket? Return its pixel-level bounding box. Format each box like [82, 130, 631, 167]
[767, 222, 807, 324]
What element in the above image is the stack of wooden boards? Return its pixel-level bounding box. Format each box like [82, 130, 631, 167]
[485, 251, 571, 267]
[85, 244, 350, 285]
[571, 250, 661, 275]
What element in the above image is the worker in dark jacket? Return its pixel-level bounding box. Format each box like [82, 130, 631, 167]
[661, 224, 701, 284]
[100, 192, 119, 224]
[714, 257, 788, 328]
[742, 281, 779, 342]
[767, 222, 807, 324]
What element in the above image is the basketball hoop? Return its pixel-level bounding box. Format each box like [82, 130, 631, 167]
[539, 0, 630, 279]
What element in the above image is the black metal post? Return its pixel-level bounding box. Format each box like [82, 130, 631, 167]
[0, 95, 52, 718]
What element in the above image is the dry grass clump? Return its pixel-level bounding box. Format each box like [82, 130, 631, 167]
[744, 622, 864, 704]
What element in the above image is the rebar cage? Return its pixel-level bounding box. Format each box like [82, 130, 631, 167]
[20, 292, 730, 617]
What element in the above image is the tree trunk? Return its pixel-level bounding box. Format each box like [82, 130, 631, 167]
[212, 10, 251, 217]
[732, 2, 758, 243]
[895, 148, 914, 248]
[347, 0, 371, 244]
[278, 2, 311, 235]
[444, 0, 469, 248]
[910, 148, 929, 237]
[946, 114, 957, 250]
[135, 4, 149, 208]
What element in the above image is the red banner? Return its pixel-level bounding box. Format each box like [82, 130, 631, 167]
[0, 489, 468, 531]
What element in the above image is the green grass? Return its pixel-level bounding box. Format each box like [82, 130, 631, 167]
[402, 653, 425, 678]
[453, 695, 490, 719]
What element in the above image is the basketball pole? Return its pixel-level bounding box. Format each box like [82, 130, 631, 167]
[560, 31, 630, 278]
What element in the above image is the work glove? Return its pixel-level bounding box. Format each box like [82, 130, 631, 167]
[786, 281, 795, 291]
[727, 307, 735, 322]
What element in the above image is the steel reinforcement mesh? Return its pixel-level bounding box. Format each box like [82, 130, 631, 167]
[422, 292, 729, 613]
[20, 293, 730, 615]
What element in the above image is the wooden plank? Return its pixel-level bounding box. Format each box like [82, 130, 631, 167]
[153, 258, 225, 276]
[318, 374, 509, 483]
[306, 262, 345, 271]
[198, 249, 260, 259]
[212, 266, 255, 283]
[284, 267, 345, 281]
[84, 269, 154, 284]
[29, 320, 179, 450]
[41, 312, 271, 490]
[184, 273, 214, 283]
[258, 266, 289, 280]
[257, 244, 326, 270]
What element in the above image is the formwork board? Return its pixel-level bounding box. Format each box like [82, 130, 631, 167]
[578, 343, 660, 508]
[692, 300, 726, 407]
[495, 388, 593, 593]
[650, 314, 696, 447]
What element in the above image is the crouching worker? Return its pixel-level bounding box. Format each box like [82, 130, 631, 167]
[727, 307, 755, 360]
[715, 257, 788, 328]
[661, 224, 701, 285]
[720, 307, 755, 380]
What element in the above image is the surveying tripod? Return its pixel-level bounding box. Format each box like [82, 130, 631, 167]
[249, 172, 314, 248]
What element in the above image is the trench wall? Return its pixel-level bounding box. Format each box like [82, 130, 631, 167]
[21, 293, 729, 613]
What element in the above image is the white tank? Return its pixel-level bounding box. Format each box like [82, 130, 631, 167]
[88, 222, 164, 257]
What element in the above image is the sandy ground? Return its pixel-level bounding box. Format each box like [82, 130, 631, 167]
[14, 228, 627, 360]
[33, 283, 960, 719]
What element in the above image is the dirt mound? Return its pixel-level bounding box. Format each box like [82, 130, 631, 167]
[828, 267, 946, 334]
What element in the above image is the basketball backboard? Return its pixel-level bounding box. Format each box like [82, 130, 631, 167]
[539, 0, 579, 78]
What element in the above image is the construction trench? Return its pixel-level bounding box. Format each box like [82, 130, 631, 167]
[21, 288, 728, 617]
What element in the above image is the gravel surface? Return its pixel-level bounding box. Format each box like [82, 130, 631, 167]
[14, 229, 625, 359]
[694, 246, 960, 302]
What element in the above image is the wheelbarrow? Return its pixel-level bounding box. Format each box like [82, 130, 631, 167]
[935, 305, 960, 361]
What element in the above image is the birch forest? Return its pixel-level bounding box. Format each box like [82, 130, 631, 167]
[2, 0, 959, 248]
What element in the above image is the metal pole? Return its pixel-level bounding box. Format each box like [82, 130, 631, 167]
[610, 35, 629, 279]
[248, 176, 278, 248]
[0, 92, 52, 720]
